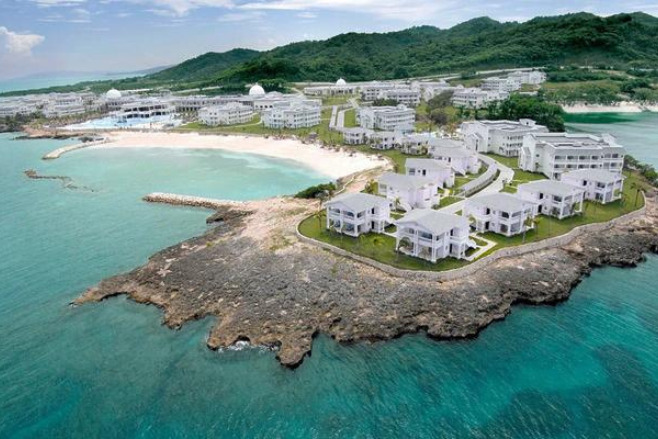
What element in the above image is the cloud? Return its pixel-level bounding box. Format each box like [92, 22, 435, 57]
[237, 0, 461, 21]
[218, 11, 264, 22]
[296, 11, 317, 19]
[30, 0, 87, 7]
[38, 8, 91, 22]
[0, 26, 45, 55]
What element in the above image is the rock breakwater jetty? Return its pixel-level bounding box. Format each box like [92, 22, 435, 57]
[143, 193, 245, 211]
[42, 138, 107, 160]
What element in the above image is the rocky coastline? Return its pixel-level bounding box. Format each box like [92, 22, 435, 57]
[75, 175, 658, 368]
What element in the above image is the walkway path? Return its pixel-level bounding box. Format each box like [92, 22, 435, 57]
[438, 155, 514, 214]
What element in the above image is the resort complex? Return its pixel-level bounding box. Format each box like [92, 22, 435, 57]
[3, 68, 637, 270]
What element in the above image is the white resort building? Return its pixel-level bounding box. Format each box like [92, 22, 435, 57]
[463, 193, 538, 237]
[517, 180, 585, 219]
[461, 119, 549, 156]
[519, 133, 626, 179]
[325, 193, 391, 237]
[509, 70, 547, 85]
[561, 169, 625, 204]
[358, 105, 415, 132]
[451, 88, 508, 109]
[377, 172, 440, 211]
[395, 210, 472, 262]
[303, 78, 357, 97]
[429, 144, 481, 175]
[481, 77, 521, 94]
[261, 101, 321, 129]
[405, 158, 455, 188]
[377, 89, 421, 106]
[361, 81, 397, 101]
[198, 103, 254, 126]
[42, 93, 86, 118]
[112, 99, 176, 124]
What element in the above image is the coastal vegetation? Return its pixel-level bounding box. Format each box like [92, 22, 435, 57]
[295, 183, 336, 199]
[5, 12, 658, 97]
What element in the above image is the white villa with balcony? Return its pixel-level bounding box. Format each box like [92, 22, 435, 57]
[405, 158, 455, 188]
[519, 133, 625, 180]
[462, 119, 548, 156]
[325, 193, 391, 237]
[360, 81, 397, 101]
[451, 88, 508, 109]
[358, 105, 415, 132]
[377, 88, 421, 106]
[481, 77, 521, 94]
[395, 210, 472, 262]
[463, 193, 538, 237]
[261, 100, 321, 129]
[517, 180, 585, 219]
[428, 144, 481, 175]
[199, 102, 254, 126]
[378, 172, 440, 211]
[561, 169, 625, 204]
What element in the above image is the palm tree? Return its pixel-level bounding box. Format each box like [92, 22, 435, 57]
[394, 196, 402, 212]
[371, 236, 383, 257]
[522, 215, 535, 244]
[396, 237, 413, 261]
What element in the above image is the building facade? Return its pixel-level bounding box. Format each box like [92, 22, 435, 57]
[198, 103, 254, 126]
[463, 193, 538, 237]
[517, 180, 585, 219]
[325, 193, 391, 237]
[396, 210, 471, 262]
[377, 172, 440, 211]
[561, 169, 624, 204]
[519, 133, 626, 179]
[462, 119, 549, 156]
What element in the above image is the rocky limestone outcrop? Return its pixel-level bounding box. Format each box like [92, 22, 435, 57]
[75, 191, 658, 368]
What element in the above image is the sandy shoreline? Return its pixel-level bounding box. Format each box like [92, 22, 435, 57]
[562, 102, 658, 114]
[93, 131, 387, 179]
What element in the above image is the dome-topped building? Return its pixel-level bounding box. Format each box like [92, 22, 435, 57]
[248, 84, 265, 96]
[106, 88, 122, 100]
[336, 78, 347, 86]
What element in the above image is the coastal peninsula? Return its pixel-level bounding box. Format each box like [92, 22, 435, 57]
[76, 166, 658, 368]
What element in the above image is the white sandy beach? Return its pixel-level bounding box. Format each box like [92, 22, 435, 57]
[93, 131, 388, 179]
[562, 102, 658, 114]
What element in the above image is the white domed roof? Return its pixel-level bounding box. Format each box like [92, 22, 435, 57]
[248, 84, 265, 96]
[336, 78, 347, 86]
[106, 88, 122, 100]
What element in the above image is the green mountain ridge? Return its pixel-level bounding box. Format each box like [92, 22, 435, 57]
[2, 11, 657, 97]
[206, 12, 658, 84]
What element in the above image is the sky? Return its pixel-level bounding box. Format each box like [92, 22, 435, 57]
[0, 0, 657, 80]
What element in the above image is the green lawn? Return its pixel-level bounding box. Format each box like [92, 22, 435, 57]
[322, 95, 354, 106]
[343, 109, 357, 128]
[299, 170, 648, 273]
[482, 170, 646, 253]
[299, 212, 470, 272]
[485, 153, 547, 186]
[438, 196, 462, 208]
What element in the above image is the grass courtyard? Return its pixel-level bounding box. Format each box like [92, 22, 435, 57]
[299, 170, 648, 273]
[298, 211, 471, 272]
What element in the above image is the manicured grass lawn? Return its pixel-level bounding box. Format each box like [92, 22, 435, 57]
[300, 170, 648, 272]
[481, 171, 646, 254]
[299, 212, 470, 271]
[343, 109, 357, 128]
[322, 95, 354, 106]
[438, 196, 462, 208]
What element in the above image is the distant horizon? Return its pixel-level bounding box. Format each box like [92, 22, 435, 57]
[1, 5, 656, 80]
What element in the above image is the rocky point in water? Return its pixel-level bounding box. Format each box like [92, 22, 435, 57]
[75, 172, 658, 368]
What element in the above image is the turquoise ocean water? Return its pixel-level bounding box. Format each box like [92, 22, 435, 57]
[1, 117, 658, 437]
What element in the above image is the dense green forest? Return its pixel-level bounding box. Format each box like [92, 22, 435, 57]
[3, 11, 658, 97]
